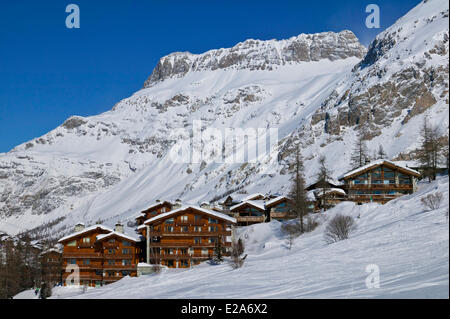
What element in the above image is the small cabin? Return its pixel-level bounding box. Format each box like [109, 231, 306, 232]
[230, 200, 266, 226]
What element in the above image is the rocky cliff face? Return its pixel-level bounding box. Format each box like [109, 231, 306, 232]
[143, 30, 367, 87]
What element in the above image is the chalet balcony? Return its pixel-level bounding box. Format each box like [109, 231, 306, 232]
[347, 184, 412, 190]
[63, 252, 103, 259]
[235, 216, 265, 223]
[103, 242, 119, 248]
[102, 264, 137, 270]
[103, 254, 134, 259]
[156, 254, 211, 260]
[147, 230, 231, 237]
[270, 212, 296, 219]
[151, 242, 218, 248]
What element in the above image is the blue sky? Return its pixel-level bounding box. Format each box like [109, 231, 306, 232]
[0, 0, 420, 153]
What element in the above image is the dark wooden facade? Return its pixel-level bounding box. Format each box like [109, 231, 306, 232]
[40, 249, 63, 286]
[138, 207, 235, 268]
[230, 201, 266, 226]
[58, 226, 140, 287]
[339, 161, 420, 205]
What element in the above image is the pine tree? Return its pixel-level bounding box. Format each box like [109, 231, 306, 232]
[350, 128, 370, 169]
[213, 237, 224, 263]
[287, 145, 309, 233]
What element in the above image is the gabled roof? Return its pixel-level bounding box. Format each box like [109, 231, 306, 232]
[338, 160, 421, 180]
[313, 188, 347, 197]
[230, 200, 266, 212]
[219, 193, 265, 205]
[96, 231, 140, 243]
[137, 205, 236, 230]
[265, 196, 290, 208]
[58, 225, 114, 243]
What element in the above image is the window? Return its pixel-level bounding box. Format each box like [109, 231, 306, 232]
[209, 226, 218, 232]
[180, 215, 188, 222]
[107, 271, 115, 277]
[167, 260, 174, 267]
[179, 249, 187, 255]
[208, 218, 218, 224]
[180, 226, 188, 232]
[123, 241, 131, 247]
[209, 237, 216, 243]
[69, 258, 76, 264]
[194, 226, 202, 232]
[150, 210, 157, 215]
[194, 237, 201, 244]
[95, 270, 102, 276]
[82, 237, 90, 243]
[108, 238, 115, 243]
[195, 215, 202, 222]
[400, 179, 411, 184]
[180, 260, 188, 267]
[108, 248, 115, 254]
[384, 172, 395, 178]
[372, 180, 382, 184]
[122, 270, 131, 276]
[67, 240, 76, 247]
[122, 248, 131, 255]
[354, 180, 367, 184]
[108, 260, 115, 265]
[83, 259, 90, 265]
[161, 207, 167, 213]
[166, 226, 174, 232]
[202, 248, 208, 255]
[165, 218, 174, 224]
[384, 180, 394, 184]
[122, 259, 131, 266]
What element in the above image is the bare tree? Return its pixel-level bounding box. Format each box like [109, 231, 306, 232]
[288, 145, 309, 232]
[324, 214, 357, 244]
[421, 192, 443, 211]
[350, 128, 370, 169]
[230, 238, 246, 269]
[376, 144, 387, 160]
[315, 155, 334, 211]
[418, 117, 441, 182]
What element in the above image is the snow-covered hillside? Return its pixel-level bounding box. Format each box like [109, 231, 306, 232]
[14, 176, 449, 299]
[0, 0, 448, 237]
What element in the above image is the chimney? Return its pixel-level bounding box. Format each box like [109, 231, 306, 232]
[115, 222, 124, 233]
[155, 199, 161, 203]
[75, 222, 85, 232]
[173, 199, 182, 209]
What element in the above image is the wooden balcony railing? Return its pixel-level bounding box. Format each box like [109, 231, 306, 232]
[147, 231, 231, 237]
[348, 184, 412, 190]
[63, 252, 103, 259]
[102, 264, 136, 270]
[103, 254, 134, 259]
[235, 216, 265, 222]
[270, 212, 296, 219]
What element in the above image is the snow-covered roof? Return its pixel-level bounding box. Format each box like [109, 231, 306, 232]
[265, 196, 290, 207]
[338, 160, 421, 180]
[230, 200, 266, 211]
[138, 205, 236, 229]
[219, 192, 265, 204]
[313, 188, 347, 197]
[58, 225, 114, 243]
[306, 190, 316, 201]
[306, 178, 342, 189]
[96, 231, 140, 243]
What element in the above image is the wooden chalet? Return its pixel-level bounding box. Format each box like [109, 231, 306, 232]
[338, 160, 421, 205]
[313, 188, 347, 210]
[58, 222, 140, 287]
[135, 200, 174, 226]
[137, 206, 236, 268]
[230, 200, 266, 226]
[265, 196, 296, 221]
[40, 247, 63, 286]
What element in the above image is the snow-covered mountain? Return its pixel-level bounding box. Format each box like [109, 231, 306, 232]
[0, 0, 448, 236]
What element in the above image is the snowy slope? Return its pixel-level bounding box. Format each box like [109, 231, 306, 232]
[0, 0, 449, 237]
[15, 176, 446, 299]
